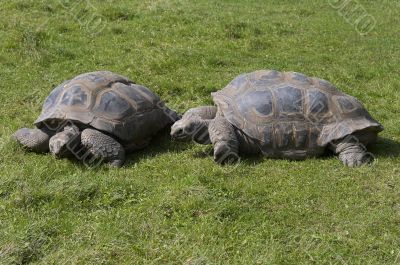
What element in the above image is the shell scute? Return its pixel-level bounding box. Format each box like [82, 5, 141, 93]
[95, 91, 133, 120]
[237, 89, 273, 117]
[293, 123, 308, 149]
[308, 89, 329, 115]
[60, 85, 89, 107]
[42, 81, 66, 111]
[275, 123, 294, 149]
[336, 95, 359, 113]
[114, 83, 159, 111]
[287, 72, 311, 85]
[275, 85, 303, 114]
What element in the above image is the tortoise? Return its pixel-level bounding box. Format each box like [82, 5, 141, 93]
[14, 71, 179, 167]
[171, 70, 384, 166]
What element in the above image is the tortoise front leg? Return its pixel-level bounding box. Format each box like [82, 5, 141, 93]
[209, 116, 240, 164]
[13, 128, 52, 153]
[329, 135, 374, 167]
[81, 129, 125, 167]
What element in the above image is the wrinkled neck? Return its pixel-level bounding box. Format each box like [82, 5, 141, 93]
[193, 119, 211, 145]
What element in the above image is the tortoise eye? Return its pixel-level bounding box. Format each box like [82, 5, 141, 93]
[186, 122, 198, 134]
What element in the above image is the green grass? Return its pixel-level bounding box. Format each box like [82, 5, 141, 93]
[1, 0, 399, 264]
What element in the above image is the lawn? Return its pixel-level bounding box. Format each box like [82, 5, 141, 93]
[0, 0, 399, 264]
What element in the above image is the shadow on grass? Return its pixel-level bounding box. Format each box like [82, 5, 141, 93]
[192, 147, 266, 165]
[59, 135, 400, 170]
[49, 127, 190, 170]
[189, 137, 400, 166]
[123, 127, 191, 167]
[368, 137, 400, 158]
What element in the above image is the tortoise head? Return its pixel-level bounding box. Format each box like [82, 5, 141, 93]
[49, 125, 81, 157]
[171, 118, 210, 144]
[170, 118, 196, 141]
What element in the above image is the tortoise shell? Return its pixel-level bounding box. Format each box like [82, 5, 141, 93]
[35, 71, 174, 143]
[212, 70, 383, 157]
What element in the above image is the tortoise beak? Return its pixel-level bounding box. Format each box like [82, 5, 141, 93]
[170, 129, 187, 141]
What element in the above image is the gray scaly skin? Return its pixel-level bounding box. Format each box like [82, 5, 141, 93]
[81, 129, 125, 167]
[329, 136, 374, 167]
[171, 106, 216, 144]
[171, 106, 375, 166]
[209, 115, 240, 164]
[49, 125, 81, 157]
[15, 123, 126, 167]
[13, 127, 53, 153]
[172, 106, 241, 164]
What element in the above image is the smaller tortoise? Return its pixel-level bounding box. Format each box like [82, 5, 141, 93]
[171, 70, 383, 166]
[14, 71, 179, 167]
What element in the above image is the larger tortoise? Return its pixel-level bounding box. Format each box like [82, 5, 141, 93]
[14, 71, 179, 167]
[171, 70, 383, 166]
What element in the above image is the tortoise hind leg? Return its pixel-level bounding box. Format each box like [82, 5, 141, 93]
[81, 129, 125, 167]
[209, 116, 240, 164]
[14, 128, 52, 153]
[329, 135, 374, 167]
